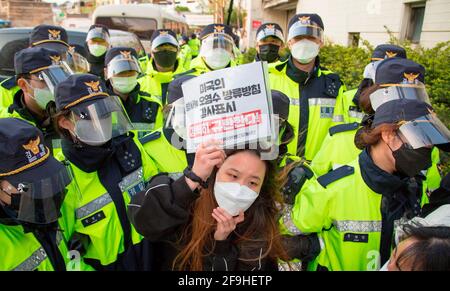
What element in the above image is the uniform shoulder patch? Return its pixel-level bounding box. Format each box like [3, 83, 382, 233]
[323, 73, 343, 98]
[317, 165, 354, 188]
[329, 122, 359, 136]
[138, 130, 161, 144]
[1, 77, 16, 89]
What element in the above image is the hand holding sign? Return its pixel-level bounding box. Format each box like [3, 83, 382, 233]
[185, 140, 226, 191]
[181, 61, 275, 154]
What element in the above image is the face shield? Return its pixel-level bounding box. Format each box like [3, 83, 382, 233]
[397, 113, 450, 150]
[370, 82, 431, 111]
[200, 33, 236, 70]
[256, 28, 284, 44]
[66, 49, 90, 73]
[70, 96, 134, 146]
[165, 97, 187, 139]
[2, 165, 72, 225]
[106, 53, 141, 80]
[363, 60, 382, 82]
[87, 28, 110, 44]
[151, 34, 179, 51]
[287, 21, 324, 42]
[25, 64, 73, 109]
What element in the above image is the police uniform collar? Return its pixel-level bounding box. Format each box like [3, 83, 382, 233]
[9, 90, 38, 124]
[359, 148, 405, 194]
[286, 55, 319, 84]
[1, 76, 16, 89]
[61, 134, 136, 173]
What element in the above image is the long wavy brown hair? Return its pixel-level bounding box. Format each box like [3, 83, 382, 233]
[172, 149, 291, 271]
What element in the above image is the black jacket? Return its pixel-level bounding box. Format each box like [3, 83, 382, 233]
[128, 174, 320, 271]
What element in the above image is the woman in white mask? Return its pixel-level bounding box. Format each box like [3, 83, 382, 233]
[128, 143, 321, 271]
[104, 47, 163, 136]
[85, 24, 110, 79]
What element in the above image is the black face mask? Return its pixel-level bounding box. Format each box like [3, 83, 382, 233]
[153, 51, 177, 68]
[2, 186, 65, 225]
[392, 144, 432, 177]
[258, 44, 280, 63]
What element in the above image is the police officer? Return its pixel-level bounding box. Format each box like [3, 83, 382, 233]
[280, 98, 450, 271]
[85, 24, 110, 78]
[311, 57, 442, 197]
[190, 24, 238, 75]
[105, 47, 163, 136]
[269, 13, 346, 161]
[0, 118, 92, 271]
[188, 33, 201, 58]
[334, 44, 407, 124]
[255, 23, 285, 64]
[52, 74, 157, 270]
[66, 44, 91, 74]
[179, 35, 193, 70]
[139, 29, 186, 106]
[2, 47, 72, 155]
[1, 25, 71, 114]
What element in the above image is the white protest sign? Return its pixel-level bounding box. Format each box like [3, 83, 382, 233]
[182, 61, 274, 153]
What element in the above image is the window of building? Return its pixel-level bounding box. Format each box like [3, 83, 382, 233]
[348, 32, 360, 47]
[404, 1, 426, 43]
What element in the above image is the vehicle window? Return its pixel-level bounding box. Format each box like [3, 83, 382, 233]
[96, 17, 157, 40]
[110, 32, 147, 58]
[0, 33, 29, 77]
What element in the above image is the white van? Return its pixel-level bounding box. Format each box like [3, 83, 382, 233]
[92, 4, 189, 51]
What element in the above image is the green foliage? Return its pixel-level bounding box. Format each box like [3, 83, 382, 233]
[175, 6, 190, 13]
[240, 47, 257, 64]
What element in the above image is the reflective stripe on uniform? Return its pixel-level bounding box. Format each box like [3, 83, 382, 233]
[168, 172, 183, 181]
[333, 220, 382, 232]
[132, 122, 155, 131]
[14, 247, 47, 271]
[332, 115, 344, 123]
[118, 167, 144, 193]
[348, 110, 365, 120]
[308, 98, 336, 106]
[288, 98, 300, 106]
[13, 231, 63, 271]
[76, 193, 113, 219]
[281, 204, 304, 235]
[52, 138, 62, 150]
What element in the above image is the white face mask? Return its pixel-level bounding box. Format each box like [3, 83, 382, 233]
[379, 260, 389, 271]
[214, 181, 259, 216]
[88, 44, 107, 57]
[291, 39, 320, 64]
[111, 76, 138, 94]
[33, 87, 54, 109]
[203, 49, 231, 70]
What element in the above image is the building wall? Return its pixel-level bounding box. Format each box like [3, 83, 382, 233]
[246, 0, 293, 48]
[296, 0, 450, 48]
